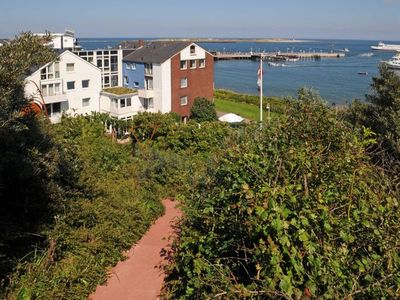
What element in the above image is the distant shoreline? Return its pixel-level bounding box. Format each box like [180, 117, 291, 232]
[153, 38, 312, 43]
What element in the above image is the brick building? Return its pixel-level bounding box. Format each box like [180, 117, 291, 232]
[123, 42, 214, 120]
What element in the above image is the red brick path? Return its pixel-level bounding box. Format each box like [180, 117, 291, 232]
[89, 199, 182, 300]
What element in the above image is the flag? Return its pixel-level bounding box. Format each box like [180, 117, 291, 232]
[257, 63, 263, 88]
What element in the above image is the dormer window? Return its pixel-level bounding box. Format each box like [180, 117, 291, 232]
[190, 45, 196, 55]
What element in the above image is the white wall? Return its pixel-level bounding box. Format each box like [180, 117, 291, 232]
[152, 63, 163, 113]
[25, 51, 102, 122]
[180, 43, 206, 60]
[160, 60, 172, 113]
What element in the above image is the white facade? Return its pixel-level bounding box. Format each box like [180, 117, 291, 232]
[35, 30, 78, 50]
[74, 49, 123, 88]
[100, 92, 153, 120]
[152, 61, 172, 113]
[25, 51, 102, 123]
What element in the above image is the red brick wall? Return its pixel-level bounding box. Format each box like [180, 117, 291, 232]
[170, 52, 214, 118]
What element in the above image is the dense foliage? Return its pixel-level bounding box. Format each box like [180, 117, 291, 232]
[2, 115, 166, 299]
[164, 95, 400, 299]
[345, 65, 400, 173]
[190, 97, 218, 122]
[0, 33, 63, 286]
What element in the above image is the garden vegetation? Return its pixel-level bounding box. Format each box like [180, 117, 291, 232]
[0, 33, 399, 299]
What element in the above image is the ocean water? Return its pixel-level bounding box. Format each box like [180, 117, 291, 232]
[79, 38, 400, 104]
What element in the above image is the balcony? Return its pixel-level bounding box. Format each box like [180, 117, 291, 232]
[138, 89, 154, 99]
[43, 93, 68, 104]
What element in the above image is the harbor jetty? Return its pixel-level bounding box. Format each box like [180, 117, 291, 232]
[213, 51, 345, 61]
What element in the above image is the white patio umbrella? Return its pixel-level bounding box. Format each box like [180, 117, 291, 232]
[218, 113, 244, 123]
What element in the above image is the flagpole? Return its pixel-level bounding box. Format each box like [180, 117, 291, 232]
[259, 56, 263, 127]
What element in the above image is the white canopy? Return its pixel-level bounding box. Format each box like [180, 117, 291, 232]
[218, 113, 244, 123]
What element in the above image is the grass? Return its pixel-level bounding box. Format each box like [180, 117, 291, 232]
[215, 98, 264, 121]
[214, 89, 286, 121]
[103, 87, 137, 95]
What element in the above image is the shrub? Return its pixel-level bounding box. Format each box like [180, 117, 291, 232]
[164, 96, 400, 299]
[190, 97, 218, 122]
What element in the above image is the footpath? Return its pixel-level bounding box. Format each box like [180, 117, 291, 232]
[89, 199, 182, 300]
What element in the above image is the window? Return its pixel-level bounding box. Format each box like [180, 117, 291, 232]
[120, 98, 126, 108]
[134, 81, 140, 88]
[127, 98, 132, 107]
[40, 63, 59, 80]
[131, 63, 136, 70]
[126, 64, 131, 70]
[199, 59, 205, 68]
[82, 98, 90, 107]
[41, 83, 61, 97]
[143, 98, 154, 109]
[104, 59, 109, 67]
[190, 45, 196, 55]
[180, 60, 187, 70]
[67, 81, 75, 90]
[112, 98, 118, 109]
[66, 63, 75, 72]
[55, 62, 60, 78]
[180, 96, 188, 106]
[82, 80, 90, 88]
[124, 76, 129, 85]
[144, 63, 152, 75]
[145, 77, 153, 90]
[111, 75, 118, 87]
[180, 77, 188, 88]
[97, 59, 102, 67]
[190, 60, 196, 69]
[52, 102, 61, 113]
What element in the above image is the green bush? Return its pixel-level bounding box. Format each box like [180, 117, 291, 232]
[164, 97, 400, 299]
[190, 97, 218, 122]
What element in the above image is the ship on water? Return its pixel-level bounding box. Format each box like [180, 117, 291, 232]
[385, 54, 400, 70]
[371, 42, 400, 52]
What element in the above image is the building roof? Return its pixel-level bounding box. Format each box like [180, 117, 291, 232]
[123, 41, 192, 64]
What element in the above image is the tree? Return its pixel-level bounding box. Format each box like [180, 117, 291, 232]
[0, 33, 66, 285]
[345, 64, 400, 171]
[190, 97, 218, 122]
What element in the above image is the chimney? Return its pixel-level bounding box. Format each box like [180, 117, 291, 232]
[139, 39, 144, 47]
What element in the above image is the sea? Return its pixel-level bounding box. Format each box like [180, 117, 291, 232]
[78, 38, 400, 104]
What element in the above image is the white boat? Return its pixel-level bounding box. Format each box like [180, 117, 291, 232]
[268, 62, 286, 67]
[371, 42, 400, 52]
[385, 54, 400, 70]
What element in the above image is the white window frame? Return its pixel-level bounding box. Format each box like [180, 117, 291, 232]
[126, 64, 131, 70]
[180, 96, 188, 106]
[180, 60, 187, 70]
[66, 81, 75, 91]
[82, 98, 90, 107]
[66, 63, 75, 72]
[199, 59, 206, 68]
[180, 77, 188, 88]
[82, 80, 90, 89]
[190, 60, 196, 69]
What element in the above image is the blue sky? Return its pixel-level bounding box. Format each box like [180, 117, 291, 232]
[1, 0, 399, 40]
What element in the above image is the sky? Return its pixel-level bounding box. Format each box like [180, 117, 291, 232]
[0, 0, 400, 40]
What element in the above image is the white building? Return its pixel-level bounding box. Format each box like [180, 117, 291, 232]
[34, 30, 79, 50]
[100, 89, 148, 120]
[74, 49, 124, 88]
[25, 50, 102, 123]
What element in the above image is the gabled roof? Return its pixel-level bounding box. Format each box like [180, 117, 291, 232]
[123, 41, 192, 64]
[26, 50, 101, 78]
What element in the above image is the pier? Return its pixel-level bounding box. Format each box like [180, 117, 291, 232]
[213, 51, 345, 61]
